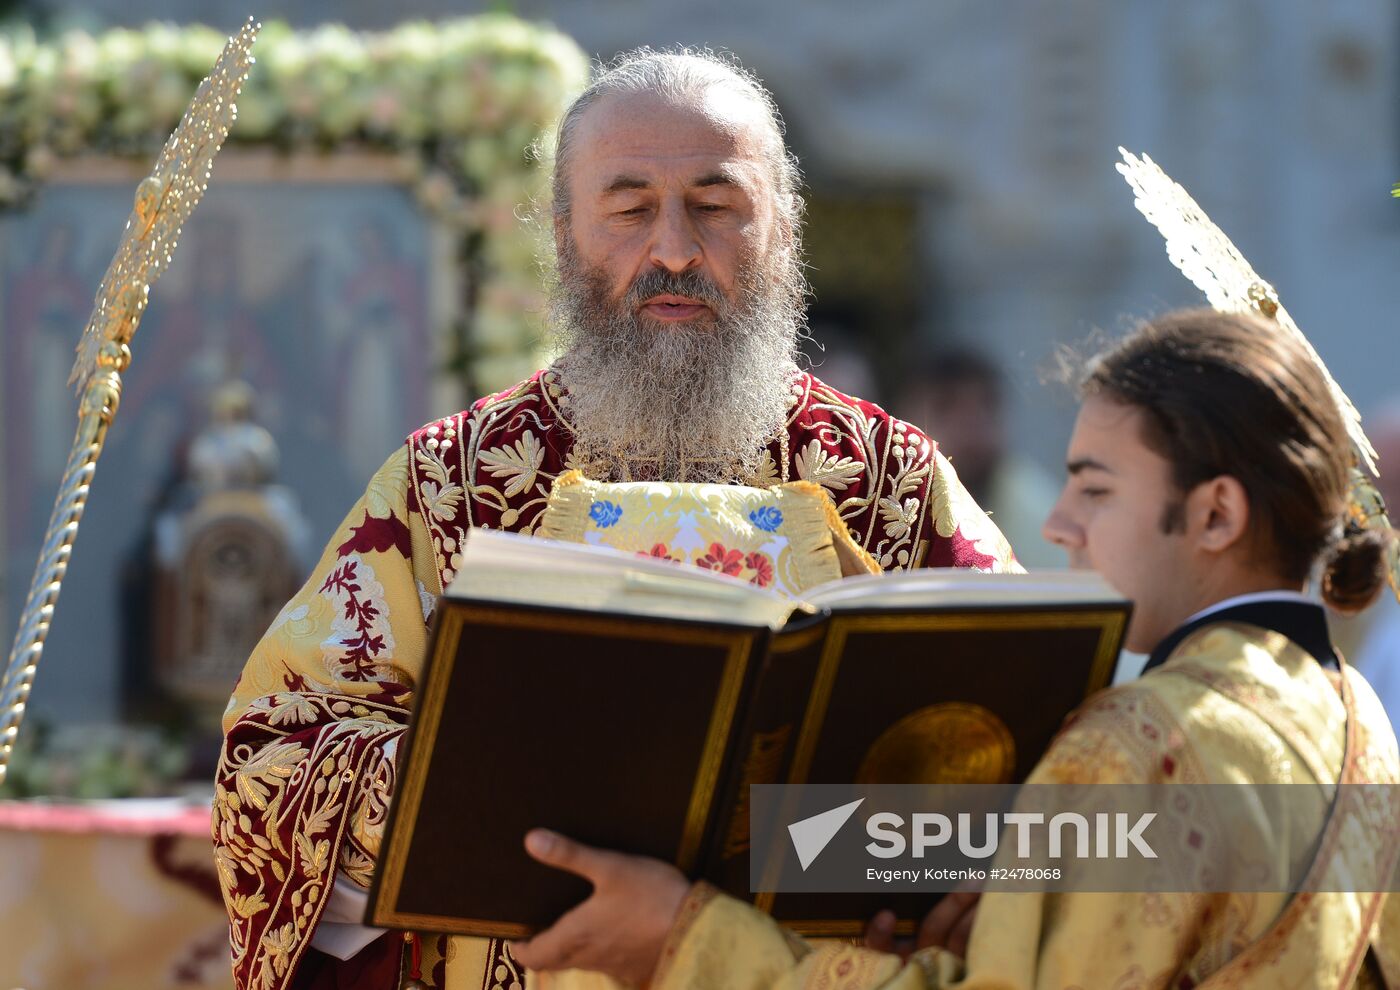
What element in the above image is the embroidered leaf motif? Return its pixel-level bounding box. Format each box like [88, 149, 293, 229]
[303, 794, 341, 839]
[319, 558, 395, 678]
[930, 452, 1017, 568]
[750, 449, 781, 486]
[794, 439, 865, 492]
[414, 445, 450, 487]
[419, 479, 464, 522]
[231, 892, 269, 919]
[234, 741, 306, 813]
[365, 445, 410, 519]
[878, 495, 918, 541]
[213, 845, 241, 892]
[265, 696, 317, 727]
[891, 456, 931, 500]
[295, 832, 331, 879]
[478, 430, 544, 498]
[340, 846, 375, 889]
[929, 459, 963, 537]
[260, 923, 298, 980]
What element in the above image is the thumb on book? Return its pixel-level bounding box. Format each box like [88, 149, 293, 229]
[524, 828, 602, 880]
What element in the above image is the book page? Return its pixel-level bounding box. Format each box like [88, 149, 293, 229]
[446, 528, 797, 628]
[801, 567, 1125, 610]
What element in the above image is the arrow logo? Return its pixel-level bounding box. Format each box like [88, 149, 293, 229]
[788, 798, 865, 871]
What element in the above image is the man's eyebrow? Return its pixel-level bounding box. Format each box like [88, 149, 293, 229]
[1066, 457, 1113, 475]
[601, 175, 651, 195]
[601, 172, 742, 196]
[693, 172, 740, 189]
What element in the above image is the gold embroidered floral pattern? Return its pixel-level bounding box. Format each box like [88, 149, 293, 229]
[404, 369, 1014, 585]
[416, 457, 464, 522]
[215, 698, 409, 990]
[750, 449, 782, 487]
[794, 438, 865, 493]
[217, 369, 1018, 990]
[928, 451, 1015, 569]
[645, 625, 1398, 990]
[478, 429, 545, 498]
[318, 555, 396, 680]
[364, 445, 410, 520]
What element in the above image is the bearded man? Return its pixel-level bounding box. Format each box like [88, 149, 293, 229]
[213, 49, 1014, 990]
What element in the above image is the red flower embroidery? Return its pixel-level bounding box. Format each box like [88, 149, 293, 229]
[745, 551, 774, 588]
[638, 543, 679, 564]
[697, 542, 744, 576]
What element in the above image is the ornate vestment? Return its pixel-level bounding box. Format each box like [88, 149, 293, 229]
[213, 369, 1017, 990]
[638, 621, 1400, 990]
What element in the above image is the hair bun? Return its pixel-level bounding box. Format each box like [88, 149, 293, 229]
[1320, 527, 1394, 614]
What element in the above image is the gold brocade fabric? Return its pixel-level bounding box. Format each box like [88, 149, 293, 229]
[629, 624, 1400, 990]
[213, 370, 1018, 990]
[536, 471, 880, 597]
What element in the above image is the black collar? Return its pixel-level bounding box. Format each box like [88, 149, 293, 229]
[1143, 598, 1339, 675]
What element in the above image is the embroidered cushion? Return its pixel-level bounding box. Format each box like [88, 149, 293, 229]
[536, 470, 879, 599]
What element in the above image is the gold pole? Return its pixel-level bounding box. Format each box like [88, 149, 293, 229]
[0, 19, 260, 785]
[1118, 148, 1400, 604]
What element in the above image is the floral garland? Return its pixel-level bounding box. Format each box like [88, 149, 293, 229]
[0, 15, 589, 392]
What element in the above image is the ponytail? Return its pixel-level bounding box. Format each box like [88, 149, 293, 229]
[1319, 525, 1394, 614]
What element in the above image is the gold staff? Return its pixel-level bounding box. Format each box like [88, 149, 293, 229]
[1118, 148, 1399, 603]
[0, 19, 260, 785]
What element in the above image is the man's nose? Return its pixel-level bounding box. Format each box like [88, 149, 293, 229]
[649, 202, 702, 274]
[1041, 501, 1083, 550]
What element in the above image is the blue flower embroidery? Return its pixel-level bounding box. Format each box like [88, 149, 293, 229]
[748, 506, 784, 532]
[590, 500, 623, 528]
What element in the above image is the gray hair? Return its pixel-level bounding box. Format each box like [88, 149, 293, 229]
[550, 47, 804, 231]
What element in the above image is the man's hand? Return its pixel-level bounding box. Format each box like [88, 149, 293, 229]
[862, 890, 981, 961]
[510, 829, 691, 985]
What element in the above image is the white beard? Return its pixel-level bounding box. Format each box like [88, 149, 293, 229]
[549, 241, 807, 484]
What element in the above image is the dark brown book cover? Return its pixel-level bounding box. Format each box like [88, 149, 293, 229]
[701, 611, 833, 899]
[754, 604, 1124, 936]
[368, 597, 1127, 938]
[368, 600, 767, 937]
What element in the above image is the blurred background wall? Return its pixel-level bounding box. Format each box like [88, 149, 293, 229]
[4, 0, 1399, 729]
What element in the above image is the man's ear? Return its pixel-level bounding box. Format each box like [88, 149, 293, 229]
[1188, 475, 1251, 554]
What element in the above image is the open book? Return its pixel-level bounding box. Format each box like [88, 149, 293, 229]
[369, 530, 1130, 938]
[447, 527, 1123, 623]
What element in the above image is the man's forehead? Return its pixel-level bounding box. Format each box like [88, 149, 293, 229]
[1068, 395, 1152, 465]
[570, 89, 773, 186]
